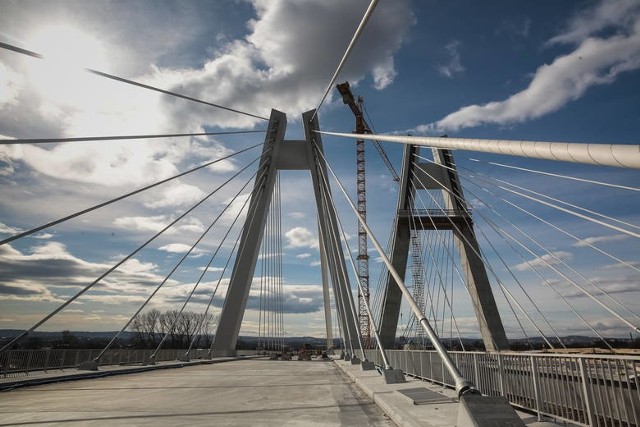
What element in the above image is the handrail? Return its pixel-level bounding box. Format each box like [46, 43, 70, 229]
[365, 349, 640, 426]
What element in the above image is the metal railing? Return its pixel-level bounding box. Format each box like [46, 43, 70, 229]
[365, 349, 639, 427]
[0, 348, 259, 378]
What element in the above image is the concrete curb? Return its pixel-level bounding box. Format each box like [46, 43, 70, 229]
[334, 359, 460, 427]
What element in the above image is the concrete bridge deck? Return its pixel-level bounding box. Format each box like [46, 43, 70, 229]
[0, 358, 573, 426]
[0, 358, 392, 426]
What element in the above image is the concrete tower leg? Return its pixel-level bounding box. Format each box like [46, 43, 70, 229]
[378, 145, 509, 352]
[319, 226, 334, 350]
[378, 145, 415, 349]
[432, 148, 508, 351]
[211, 110, 287, 357]
[303, 110, 361, 353]
[211, 108, 361, 357]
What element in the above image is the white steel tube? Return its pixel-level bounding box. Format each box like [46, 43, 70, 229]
[318, 131, 640, 169]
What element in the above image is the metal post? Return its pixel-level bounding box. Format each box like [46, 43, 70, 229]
[473, 353, 480, 388]
[578, 358, 595, 426]
[530, 356, 543, 421]
[497, 353, 505, 397]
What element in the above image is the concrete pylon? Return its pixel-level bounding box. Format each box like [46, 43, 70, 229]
[378, 145, 509, 352]
[211, 109, 360, 356]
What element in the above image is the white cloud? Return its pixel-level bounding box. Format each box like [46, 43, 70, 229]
[0, 241, 165, 304]
[572, 234, 628, 247]
[113, 215, 205, 234]
[604, 260, 640, 270]
[144, 181, 206, 209]
[158, 243, 198, 254]
[296, 253, 311, 259]
[219, 193, 252, 225]
[556, 275, 640, 299]
[434, 0, 640, 131]
[258, 252, 279, 260]
[0, 63, 23, 108]
[285, 226, 318, 249]
[0, 149, 17, 176]
[198, 266, 224, 272]
[514, 250, 573, 271]
[0, 221, 22, 235]
[120, 258, 158, 274]
[0, 1, 414, 193]
[113, 215, 168, 233]
[437, 40, 464, 78]
[32, 232, 54, 240]
[547, 0, 640, 46]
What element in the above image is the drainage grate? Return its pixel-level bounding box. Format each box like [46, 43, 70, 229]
[395, 387, 456, 405]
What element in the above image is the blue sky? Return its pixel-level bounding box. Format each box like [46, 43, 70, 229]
[0, 0, 638, 342]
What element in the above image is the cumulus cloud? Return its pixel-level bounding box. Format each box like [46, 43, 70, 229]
[143, 181, 206, 209]
[151, 0, 415, 130]
[285, 226, 319, 249]
[437, 40, 464, 78]
[514, 250, 573, 271]
[0, 1, 414, 189]
[0, 221, 22, 235]
[113, 215, 205, 234]
[157, 243, 206, 254]
[434, 0, 640, 131]
[0, 241, 165, 303]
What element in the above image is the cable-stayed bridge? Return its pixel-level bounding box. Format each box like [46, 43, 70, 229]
[1, 2, 639, 426]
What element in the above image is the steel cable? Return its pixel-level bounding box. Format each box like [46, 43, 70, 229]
[0, 142, 264, 246]
[0, 41, 269, 121]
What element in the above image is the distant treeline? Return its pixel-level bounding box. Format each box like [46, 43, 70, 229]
[1, 325, 638, 351]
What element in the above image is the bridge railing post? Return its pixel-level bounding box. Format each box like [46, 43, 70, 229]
[25, 350, 34, 374]
[497, 353, 505, 397]
[530, 355, 543, 421]
[472, 353, 479, 388]
[578, 358, 595, 426]
[429, 351, 434, 382]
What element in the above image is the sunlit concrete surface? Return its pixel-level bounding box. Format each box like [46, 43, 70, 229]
[334, 359, 580, 427]
[0, 359, 394, 426]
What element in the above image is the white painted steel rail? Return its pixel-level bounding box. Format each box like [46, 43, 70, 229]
[365, 349, 639, 426]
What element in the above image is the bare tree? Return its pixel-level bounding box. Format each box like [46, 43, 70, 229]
[131, 309, 216, 349]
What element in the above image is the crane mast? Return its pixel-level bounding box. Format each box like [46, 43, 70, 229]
[337, 82, 370, 347]
[337, 82, 429, 349]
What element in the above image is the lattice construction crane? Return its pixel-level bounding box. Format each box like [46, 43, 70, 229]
[336, 82, 403, 348]
[336, 82, 370, 346]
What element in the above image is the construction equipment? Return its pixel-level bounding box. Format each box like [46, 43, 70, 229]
[336, 82, 426, 349]
[337, 82, 371, 347]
